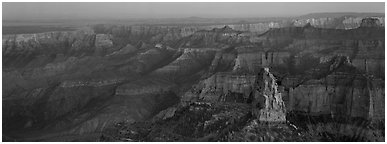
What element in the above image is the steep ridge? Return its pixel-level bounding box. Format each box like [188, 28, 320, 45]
[252, 68, 286, 123]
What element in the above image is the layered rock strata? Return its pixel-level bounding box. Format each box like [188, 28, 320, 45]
[252, 68, 286, 122]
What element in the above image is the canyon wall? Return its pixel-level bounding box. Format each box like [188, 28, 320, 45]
[2, 16, 384, 141]
[293, 16, 384, 29]
[233, 46, 290, 73]
[252, 68, 286, 122]
[286, 73, 384, 120]
[181, 73, 255, 103]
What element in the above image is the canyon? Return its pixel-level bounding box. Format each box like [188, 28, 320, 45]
[2, 13, 385, 141]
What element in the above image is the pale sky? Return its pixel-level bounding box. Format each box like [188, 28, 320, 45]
[2, 2, 385, 20]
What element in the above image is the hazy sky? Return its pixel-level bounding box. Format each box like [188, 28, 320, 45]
[3, 2, 385, 20]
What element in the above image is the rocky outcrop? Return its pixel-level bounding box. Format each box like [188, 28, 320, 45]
[252, 68, 286, 122]
[181, 67, 287, 124]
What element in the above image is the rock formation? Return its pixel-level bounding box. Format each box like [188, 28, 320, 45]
[252, 68, 286, 122]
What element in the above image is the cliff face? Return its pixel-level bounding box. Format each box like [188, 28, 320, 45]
[181, 73, 256, 103]
[261, 23, 384, 77]
[233, 46, 290, 73]
[252, 68, 286, 122]
[282, 56, 384, 120]
[293, 16, 385, 29]
[286, 74, 384, 120]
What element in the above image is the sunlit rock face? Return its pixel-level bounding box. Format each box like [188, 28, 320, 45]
[252, 68, 286, 122]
